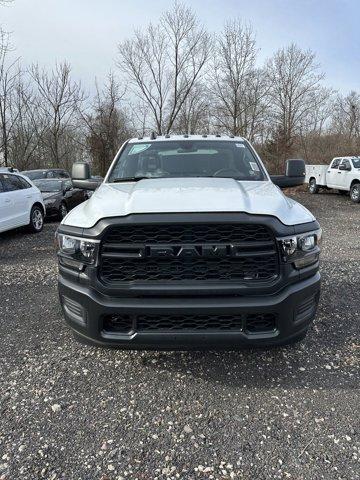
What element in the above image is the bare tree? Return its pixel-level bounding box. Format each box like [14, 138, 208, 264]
[29, 61, 85, 167]
[265, 43, 329, 161]
[81, 74, 133, 176]
[210, 21, 268, 138]
[237, 68, 270, 141]
[172, 82, 210, 134]
[8, 72, 47, 169]
[331, 91, 360, 141]
[0, 32, 20, 166]
[117, 2, 211, 134]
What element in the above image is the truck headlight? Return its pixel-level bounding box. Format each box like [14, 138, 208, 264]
[278, 229, 322, 269]
[57, 233, 100, 266]
[298, 230, 322, 251]
[280, 236, 297, 256]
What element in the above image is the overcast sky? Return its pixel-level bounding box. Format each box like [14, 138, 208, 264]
[1, 0, 359, 95]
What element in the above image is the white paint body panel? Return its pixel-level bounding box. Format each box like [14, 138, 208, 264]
[305, 165, 328, 186]
[63, 177, 315, 228]
[306, 157, 360, 190]
[0, 173, 45, 233]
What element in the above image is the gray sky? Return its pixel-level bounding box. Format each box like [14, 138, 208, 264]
[2, 0, 360, 94]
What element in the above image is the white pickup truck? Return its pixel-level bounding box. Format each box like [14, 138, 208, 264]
[305, 156, 360, 202]
[56, 134, 321, 349]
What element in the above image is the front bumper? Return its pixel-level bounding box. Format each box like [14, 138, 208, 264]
[58, 272, 320, 349]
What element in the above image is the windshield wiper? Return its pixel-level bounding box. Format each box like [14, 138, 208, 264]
[111, 176, 154, 183]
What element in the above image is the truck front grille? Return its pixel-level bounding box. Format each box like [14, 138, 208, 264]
[99, 223, 279, 285]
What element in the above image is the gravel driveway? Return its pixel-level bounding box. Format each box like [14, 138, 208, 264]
[0, 191, 359, 480]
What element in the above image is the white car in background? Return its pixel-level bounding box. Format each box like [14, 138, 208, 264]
[0, 168, 46, 234]
[305, 156, 360, 202]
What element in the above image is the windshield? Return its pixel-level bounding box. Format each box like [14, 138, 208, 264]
[108, 140, 265, 182]
[22, 171, 46, 180]
[34, 180, 62, 192]
[352, 158, 360, 168]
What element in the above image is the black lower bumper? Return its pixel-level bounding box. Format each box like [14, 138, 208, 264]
[58, 272, 321, 349]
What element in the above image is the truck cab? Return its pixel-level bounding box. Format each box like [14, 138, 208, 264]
[56, 135, 321, 349]
[327, 157, 359, 190]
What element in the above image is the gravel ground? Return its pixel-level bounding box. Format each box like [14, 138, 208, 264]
[0, 191, 359, 480]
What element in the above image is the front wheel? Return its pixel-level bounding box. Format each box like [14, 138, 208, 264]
[28, 205, 44, 233]
[309, 178, 319, 194]
[350, 183, 360, 203]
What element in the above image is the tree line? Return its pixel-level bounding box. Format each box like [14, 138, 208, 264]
[1, 1, 360, 176]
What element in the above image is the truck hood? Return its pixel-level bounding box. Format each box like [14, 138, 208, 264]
[62, 178, 315, 228]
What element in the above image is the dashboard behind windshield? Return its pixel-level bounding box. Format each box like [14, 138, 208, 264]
[108, 140, 265, 182]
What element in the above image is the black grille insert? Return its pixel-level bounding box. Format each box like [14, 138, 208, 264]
[103, 313, 277, 334]
[245, 313, 277, 334]
[99, 223, 279, 285]
[137, 314, 243, 332]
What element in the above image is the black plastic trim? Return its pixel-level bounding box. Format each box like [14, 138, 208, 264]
[59, 272, 321, 348]
[57, 213, 320, 298]
[58, 213, 320, 239]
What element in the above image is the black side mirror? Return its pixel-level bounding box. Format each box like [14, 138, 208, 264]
[71, 162, 101, 191]
[270, 159, 305, 188]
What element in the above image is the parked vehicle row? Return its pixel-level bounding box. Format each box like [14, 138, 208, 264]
[0, 167, 92, 234]
[305, 156, 360, 202]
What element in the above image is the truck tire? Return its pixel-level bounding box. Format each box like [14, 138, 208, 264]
[28, 205, 44, 233]
[350, 183, 360, 203]
[309, 178, 319, 194]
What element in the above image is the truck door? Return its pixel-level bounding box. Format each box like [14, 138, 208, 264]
[338, 159, 352, 190]
[326, 158, 342, 188]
